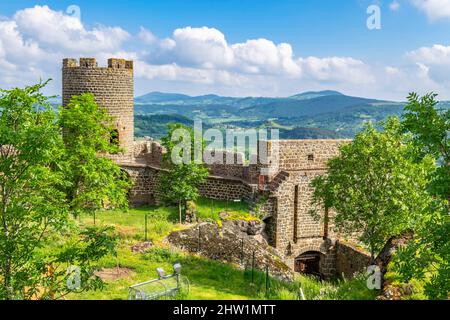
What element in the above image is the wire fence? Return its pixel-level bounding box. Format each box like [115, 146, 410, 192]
[78, 210, 158, 242]
[193, 224, 303, 299]
[78, 211, 306, 299]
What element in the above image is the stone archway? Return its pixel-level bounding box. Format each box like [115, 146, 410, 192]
[292, 239, 335, 279]
[295, 251, 324, 277]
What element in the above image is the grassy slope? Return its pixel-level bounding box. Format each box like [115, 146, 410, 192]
[68, 198, 378, 300]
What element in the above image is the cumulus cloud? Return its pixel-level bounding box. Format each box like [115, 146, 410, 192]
[411, 0, 450, 20]
[14, 5, 129, 53]
[138, 27, 157, 45]
[406, 44, 450, 86]
[298, 56, 373, 84]
[0, 4, 449, 100]
[407, 44, 450, 64]
[145, 26, 369, 83]
[0, 5, 130, 92]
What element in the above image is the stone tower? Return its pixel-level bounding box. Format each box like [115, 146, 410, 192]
[62, 57, 134, 155]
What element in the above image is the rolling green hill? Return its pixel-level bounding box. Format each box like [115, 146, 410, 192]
[133, 90, 408, 139]
[53, 91, 450, 140]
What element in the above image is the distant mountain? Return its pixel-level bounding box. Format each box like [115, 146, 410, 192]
[289, 90, 343, 100]
[57, 90, 450, 140]
[134, 92, 192, 104]
[132, 90, 407, 139]
[135, 91, 239, 105]
[135, 114, 194, 139]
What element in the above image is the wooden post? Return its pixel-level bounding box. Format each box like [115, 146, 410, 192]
[145, 212, 148, 241]
[251, 251, 255, 284]
[240, 238, 244, 264]
[197, 225, 201, 252]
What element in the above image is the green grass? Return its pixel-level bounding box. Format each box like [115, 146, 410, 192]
[69, 246, 266, 300]
[71, 198, 378, 300]
[195, 198, 253, 222]
[79, 205, 179, 244]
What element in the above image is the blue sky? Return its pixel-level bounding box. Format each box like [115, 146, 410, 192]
[0, 0, 450, 100]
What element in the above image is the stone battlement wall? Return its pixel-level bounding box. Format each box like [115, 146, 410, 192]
[131, 140, 261, 183]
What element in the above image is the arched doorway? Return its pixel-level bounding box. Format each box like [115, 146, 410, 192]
[295, 251, 323, 277]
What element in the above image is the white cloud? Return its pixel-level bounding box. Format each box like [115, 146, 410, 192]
[138, 27, 157, 45]
[406, 44, 450, 86]
[167, 26, 234, 68]
[389, 1, 401, 11]
[145, 26, 369, 83]
[298, 56, 373, 84]
[411, 0, 450, 20]
[13, 5, 129, 53]
[0, 4, 450, 100]
[232, 39, 301, 76]
[407, 44, 450, 64]
[0, 5, 130, 92]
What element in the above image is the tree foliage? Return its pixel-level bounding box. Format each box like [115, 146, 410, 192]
[59, 93, 132, 215]
[392, 93, 450, 299]
[310, 118, 435, 260]
[158, 123, 209, 223]
[0, 82, 122, 299]
[402, 92, 449, 199]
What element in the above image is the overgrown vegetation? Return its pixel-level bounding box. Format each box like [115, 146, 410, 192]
[158, 123, 209, 223]
[392, 93, 450, 300]
[310, 92, 449, 299]
[310, 117, 435, 261]
[0, 82, 125, 300]
[74, 203, 378, 300]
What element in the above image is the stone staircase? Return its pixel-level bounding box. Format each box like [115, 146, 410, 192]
[268, 171, 290, 192]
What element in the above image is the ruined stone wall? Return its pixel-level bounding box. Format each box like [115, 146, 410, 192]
[264, 168, 340, 277]
[262, 139, 350, 174]
[62, 58, 134, 154]
[198, 176, 256, 202]
[131, 142, 260, 183]
[122, 163, 257, 206]
[121, 164, 160, 206]
[270, 170, 333, 250]
[335, 241, 371, 279]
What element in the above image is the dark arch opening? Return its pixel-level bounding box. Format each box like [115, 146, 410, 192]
[295, 251, 323, 277]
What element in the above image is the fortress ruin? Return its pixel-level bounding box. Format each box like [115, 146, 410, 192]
[62, 57, 370, 279]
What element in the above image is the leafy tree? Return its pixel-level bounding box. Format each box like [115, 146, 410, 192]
[310, 118, 435, 261]
[402, 92, 449, 199]
[392, 93, 450, 299]
[59, 93, 132, 215]
[158, 123, 209, 224]
[0, 83, 118, 299]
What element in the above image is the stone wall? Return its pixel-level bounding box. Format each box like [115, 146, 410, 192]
[263, 139, 350, 175]
[198, 176, 255, 202]
[335, 241, 371, 279]
[263, 168, 341, 278]
[269, 170, 332, 250]
[62, 58, 134, 154]
[166, 221, 294, 281]
[122, 163, 257, 206]
[120, 164, 160, 206]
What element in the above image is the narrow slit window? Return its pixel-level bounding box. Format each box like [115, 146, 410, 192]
[110, 129, 120, 146]
[293, 185, 299, 243]
[308, 154, 314, 161]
